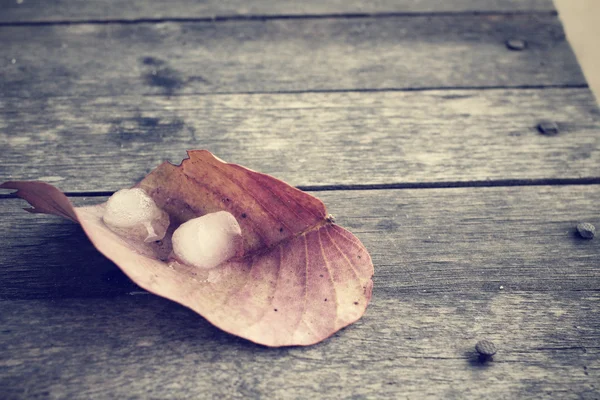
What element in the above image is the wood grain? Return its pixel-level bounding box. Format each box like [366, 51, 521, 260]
[0, 15, 583, 99]
[1, 185, 599, 299]
[0, 292, 597, 399]
[0, 0, 556, 23]
[2, 89, 599, 192]
[1, 0, 596, 397]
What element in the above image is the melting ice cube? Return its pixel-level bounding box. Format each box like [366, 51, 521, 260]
[172, 211, 242, 270]
[103, 188, 169, 242]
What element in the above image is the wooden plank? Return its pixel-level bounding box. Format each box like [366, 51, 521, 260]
[0, 0, 556, 23]
[1, 185, 599, 299]
[0, 292, 597, 399]
[2, 89, 599, 192]
[0, 15, 584, 98]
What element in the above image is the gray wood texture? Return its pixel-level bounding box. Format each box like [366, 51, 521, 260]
[2, 185, 599, 299]
[2, 89, 599, 191]
[1, 292, 597, 399]
[0, 0, 556, 23]
[2, 1, 599, 398]
[0, 15, 584, 98]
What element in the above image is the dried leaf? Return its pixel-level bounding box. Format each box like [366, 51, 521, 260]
[2, 150, 373, 346]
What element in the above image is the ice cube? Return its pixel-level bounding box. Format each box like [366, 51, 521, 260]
[172, 211, 242, 270]
[103, 188, 169, 242]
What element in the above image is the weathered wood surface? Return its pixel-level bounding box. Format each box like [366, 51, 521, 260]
[0, 15, 584, 99]
[1, 1, 598, 398]
[0, 0, 556, 23]
[2, 185, 599, 299]
[2, 88, 599, 191]
[1, 292, 598, 399]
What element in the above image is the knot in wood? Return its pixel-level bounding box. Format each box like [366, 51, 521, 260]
[577, 222, 596, 240]
[506, 39, 527, 51]
[475, 340, 497, 357]
[537, 121, 560, 136]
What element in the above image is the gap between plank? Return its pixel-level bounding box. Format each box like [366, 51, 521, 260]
[142, 84, 591, 98]
[1, 178, 599, 199]
[1, 84, 590, 102]
[0, 10, 558, 27]
[299, 178, 600, 191]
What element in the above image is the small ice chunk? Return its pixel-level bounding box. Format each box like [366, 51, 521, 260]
[103, 188, 169, 242]
[172, 211, 242, 270]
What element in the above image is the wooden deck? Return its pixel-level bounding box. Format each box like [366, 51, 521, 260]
[1, 0, 599, 398]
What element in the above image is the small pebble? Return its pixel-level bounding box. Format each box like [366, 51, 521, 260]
[577, 222, 596, 240]
[475, 340, 497, 359]
[506, 39, 527, 51]
[11, 59, 16, 64]
[537, 121, 560, 136]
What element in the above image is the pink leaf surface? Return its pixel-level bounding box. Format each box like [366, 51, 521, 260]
[2, 150, 374, 346]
